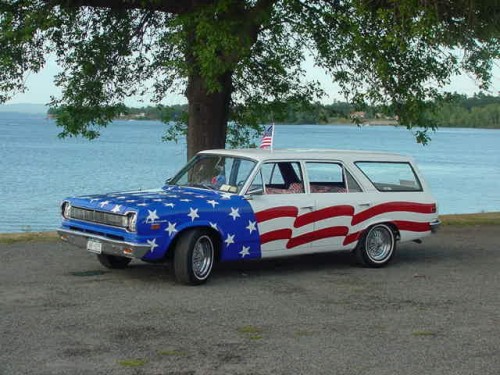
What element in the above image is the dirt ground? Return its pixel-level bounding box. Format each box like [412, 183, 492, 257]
[1, 225, 499, 375]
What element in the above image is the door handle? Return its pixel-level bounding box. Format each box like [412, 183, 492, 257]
[359, 202, 371, 207]
[300, 205, 314, 209]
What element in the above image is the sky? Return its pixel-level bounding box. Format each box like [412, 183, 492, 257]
[6, 56, 500, 107]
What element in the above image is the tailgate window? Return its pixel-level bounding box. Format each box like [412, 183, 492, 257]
[355, 161, 422, 192]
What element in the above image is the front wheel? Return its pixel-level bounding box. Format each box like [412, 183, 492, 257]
[174, 229, 215, 285]
[97, 254, 132, 269]
[355, 224, 396, 267]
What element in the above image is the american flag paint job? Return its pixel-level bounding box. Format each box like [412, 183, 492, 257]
[61, 186, 262, 262]
[61, 185, 437, 262]
[250, 201, 436, 253]
[59, 149, 440, 277]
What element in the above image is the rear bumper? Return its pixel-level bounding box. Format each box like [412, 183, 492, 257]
[58, 228, 151, 259]
[430, 219, 441, 233]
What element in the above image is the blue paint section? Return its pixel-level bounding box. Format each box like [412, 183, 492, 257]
[61, 185, 262, 261]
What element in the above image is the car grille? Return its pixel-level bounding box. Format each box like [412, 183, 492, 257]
[69, 206, 126, 228]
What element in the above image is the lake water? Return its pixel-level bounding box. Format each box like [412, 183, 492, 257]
[1, 112, 499, 233]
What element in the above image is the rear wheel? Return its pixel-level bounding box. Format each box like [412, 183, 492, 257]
[174, 229, 215, 285]
[97, 254, 132, 269]
[355, 224, 395, 267]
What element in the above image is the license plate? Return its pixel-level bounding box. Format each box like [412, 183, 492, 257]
[87, 239, 102, 254]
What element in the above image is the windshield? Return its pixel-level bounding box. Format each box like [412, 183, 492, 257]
[169, 154, 257, 194]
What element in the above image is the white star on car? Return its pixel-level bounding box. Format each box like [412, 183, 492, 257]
[224, 234, 235, 246]
[239, 246, 250, 258]
[187, 208, 199, 221]
[146, 209, 159, 223]
[111, 205, 122, 213]
[228, 207, 240, 220]
[147, 238, 158, 252]
[165, 222, 178, 236]
[137, 203, 148, 207]
[180, 198, 192, 202]
[99, 200, 110, 208]
[207, 200, 219, 208]
[164, 203, 175, 208]
[220, 192, 233, 199]
[209, 222, 218, 230]
[246, 220, 257, 234]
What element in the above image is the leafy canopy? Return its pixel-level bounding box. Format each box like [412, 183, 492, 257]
[1, 0, 499, 145]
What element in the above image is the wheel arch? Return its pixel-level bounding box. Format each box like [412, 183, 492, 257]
[384, 221, 401, 241]
[358, 220, 401, 245]
[355, 221, 398, 267]
[165, 225, 223, 261]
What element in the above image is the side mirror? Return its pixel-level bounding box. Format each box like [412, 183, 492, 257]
[165, 178, 172, 185]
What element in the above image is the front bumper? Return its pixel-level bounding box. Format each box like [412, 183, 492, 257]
[58, 228, 151, 259]
[430, 219, 441, 233]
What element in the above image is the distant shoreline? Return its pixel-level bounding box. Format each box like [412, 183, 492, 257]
[2, 112, 499, 130]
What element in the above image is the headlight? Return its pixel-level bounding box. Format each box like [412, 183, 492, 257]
[62, 202, 71, 219]
[126, 212, 137, 232]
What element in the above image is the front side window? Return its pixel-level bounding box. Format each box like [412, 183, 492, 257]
[251, 161, 304, 195]
[355, 161, 422, 192]
[170, 154, 256, 193]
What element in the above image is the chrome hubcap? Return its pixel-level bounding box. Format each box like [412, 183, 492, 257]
[192, 235, 214, 280]
[366, 226, 393, 262]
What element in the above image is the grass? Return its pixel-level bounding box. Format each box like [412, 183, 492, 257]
[440, 212, 500, 226]
[0, 231, 58, 244]
[238, 325, 263, 340]
[295, 329, 316, 337]
[412, 330, 437, 337]
[238, 325, 262, 334]
[117, 359, 147, 367]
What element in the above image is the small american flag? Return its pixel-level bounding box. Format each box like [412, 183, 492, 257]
[259, 124, 274, 149]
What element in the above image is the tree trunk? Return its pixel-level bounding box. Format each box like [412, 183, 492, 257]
[186, 71, 233, 160]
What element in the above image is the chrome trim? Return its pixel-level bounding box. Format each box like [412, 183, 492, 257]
[430, 219, 441, 233]
[64, 204, 137, 233]
[58, 228, 151, 259]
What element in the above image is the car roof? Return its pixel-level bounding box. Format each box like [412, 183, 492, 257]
[198, 148, 413, 163]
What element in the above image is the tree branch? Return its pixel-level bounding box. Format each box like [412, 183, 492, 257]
[44, 0, 213, 14]
[247, 0, 278, 43]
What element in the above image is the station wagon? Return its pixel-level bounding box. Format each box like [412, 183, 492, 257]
[58, 149, 440, 285]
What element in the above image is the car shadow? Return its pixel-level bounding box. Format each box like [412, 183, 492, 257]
[96, 241, 453, 285]
[214, 242, 452, 281]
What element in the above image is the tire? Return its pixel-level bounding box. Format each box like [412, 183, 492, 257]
[355, 224, 396, 267]
[97, 254, 132, 269]
[174, 229, 215, 285]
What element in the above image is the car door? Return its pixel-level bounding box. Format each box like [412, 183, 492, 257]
[246, 161, 315, 257]
[303, 161, 367, 251]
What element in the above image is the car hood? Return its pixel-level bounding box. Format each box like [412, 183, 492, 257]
[64, 185, 237, 215]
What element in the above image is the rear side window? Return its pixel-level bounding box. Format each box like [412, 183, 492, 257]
[355, 161, 422, 192]
[305, 162, 362, 193]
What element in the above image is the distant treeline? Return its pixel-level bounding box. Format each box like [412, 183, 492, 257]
[47, 93, 500, 128]
[429, 93, 500, 128]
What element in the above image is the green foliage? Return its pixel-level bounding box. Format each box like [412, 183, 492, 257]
[430, 93, 500, 128]
[1, 0, 499, 150]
